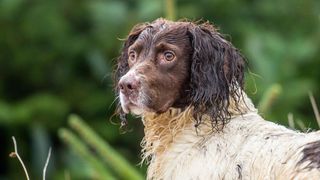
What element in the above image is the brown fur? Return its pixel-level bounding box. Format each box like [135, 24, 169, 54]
[114, 18, 245, 129]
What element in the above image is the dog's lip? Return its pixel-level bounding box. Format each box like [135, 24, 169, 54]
[122, 95, 172, 114]
[123, 102, 144, 115]
[121, 97, 139, 114]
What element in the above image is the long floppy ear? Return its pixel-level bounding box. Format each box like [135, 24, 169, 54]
[113, 23, 147, 124]
[187, 22, 245, 129]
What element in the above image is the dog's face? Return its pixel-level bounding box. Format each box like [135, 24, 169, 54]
[117, 20, 193, 115]
[115, 19, 245, 125]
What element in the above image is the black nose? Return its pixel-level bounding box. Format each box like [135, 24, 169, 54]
[118, 76, 140, 95]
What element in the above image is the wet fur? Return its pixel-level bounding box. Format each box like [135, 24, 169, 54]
[114, 19, 320, 179]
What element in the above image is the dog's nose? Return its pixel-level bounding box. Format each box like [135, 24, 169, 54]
[118, 75, 140, 95]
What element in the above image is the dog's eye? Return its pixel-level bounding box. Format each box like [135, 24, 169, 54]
[128, 50, 136, 62]
[163, 51, 175, 61]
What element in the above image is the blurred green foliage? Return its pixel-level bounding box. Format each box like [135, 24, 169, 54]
[0, 0, 319, 179]
[59, 115, 143, 180]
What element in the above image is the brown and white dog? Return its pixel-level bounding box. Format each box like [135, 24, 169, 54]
[114, 18, 320, 179]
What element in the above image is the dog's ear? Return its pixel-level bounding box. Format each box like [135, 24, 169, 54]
[187, 22, 245, 128]
[114, 23, 147, 90]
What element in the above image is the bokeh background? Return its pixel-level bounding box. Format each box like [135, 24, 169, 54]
[0, 0, 319, 179]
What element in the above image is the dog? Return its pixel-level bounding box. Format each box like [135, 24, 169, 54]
[114, 18, 320, 179]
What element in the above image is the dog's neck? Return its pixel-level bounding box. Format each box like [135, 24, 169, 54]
[140, 92, 257, 164]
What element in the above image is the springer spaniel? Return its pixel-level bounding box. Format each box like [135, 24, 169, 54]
[114, 18, 320, 179]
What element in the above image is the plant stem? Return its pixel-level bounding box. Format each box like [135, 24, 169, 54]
[11, 136, 30, 180]
[43, 147, 52, 180]
[258, 84, 282, 114]
[309, 92, 320, 128]
[59, 128, 116, 180]
[165, 0, 176, 20]
[68, 115, 143, 180]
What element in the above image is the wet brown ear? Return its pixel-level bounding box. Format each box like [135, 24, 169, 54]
[187, 22, 245, 128]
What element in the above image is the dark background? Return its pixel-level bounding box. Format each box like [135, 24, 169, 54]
[0, 0, 319, 179]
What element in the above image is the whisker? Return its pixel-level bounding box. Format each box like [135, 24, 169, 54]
[101, 72, 113, 85]
[108, 96, 119, 111]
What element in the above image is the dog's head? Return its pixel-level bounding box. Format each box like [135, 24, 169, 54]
[114, 18, 245, 126]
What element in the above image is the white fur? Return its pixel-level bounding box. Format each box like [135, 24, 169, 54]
[141, 94, 320, 180]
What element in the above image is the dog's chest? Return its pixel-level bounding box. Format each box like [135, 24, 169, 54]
[148, 128, 250, 179]
[146, 114, 320, 180]
[145, 121, 241, 179]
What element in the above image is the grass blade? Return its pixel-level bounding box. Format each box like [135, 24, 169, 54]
[68, 115, 143, 180]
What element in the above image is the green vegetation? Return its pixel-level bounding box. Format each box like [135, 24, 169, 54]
[59, 129, 116, 180]
[1, 0, 319, 179]
[61, 115, 144, 180]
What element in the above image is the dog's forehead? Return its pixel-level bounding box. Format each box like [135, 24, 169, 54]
[137, 23, 169, 40]
[137, 21, 188, 43]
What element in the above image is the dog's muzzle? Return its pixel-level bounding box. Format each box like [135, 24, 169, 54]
[118, 71, 143, 114]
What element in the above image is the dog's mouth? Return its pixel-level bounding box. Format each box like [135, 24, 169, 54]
[119, 92, 144, 115]
[119, 90, 173, 115]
